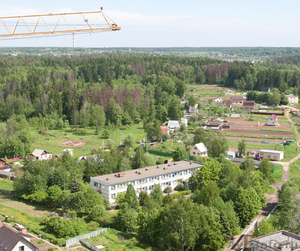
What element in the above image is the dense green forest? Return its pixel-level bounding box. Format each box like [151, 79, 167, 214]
[0, 53, 300, 158]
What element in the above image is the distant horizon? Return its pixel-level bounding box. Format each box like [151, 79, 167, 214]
[2, 46, 300, 48]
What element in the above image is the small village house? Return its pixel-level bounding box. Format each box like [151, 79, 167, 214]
[189, 104, 198, 113]
[62, 149, 73, 156]
[259, 149, 284, 161]
[167, 120, 180, 132]
[262, 86, 271, 93]
[190, 143, 208, 158]
[0, 159, 10, 170]
[286, 94, 299, 105]
[213, 97, 223, 103]
[180, 118, 188, 127]
[160, 126, 169, 135]
[30, 149, 52, 161]
[267, 114, 279, 126]
[0, 224, 39, 251]
[221, 100, 232, 110]
[230, 96, 244, 105]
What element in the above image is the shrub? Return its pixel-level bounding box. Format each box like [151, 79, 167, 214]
[170, 190, 191, 199]
[175, 183, 184, 191]
[102, 129, 110, 139]
[163, 187, 172, 194]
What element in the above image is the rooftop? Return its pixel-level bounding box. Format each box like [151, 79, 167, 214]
[0, 226, 36, 251]
[92, 160, 202, 185]
[231, 96, 244, 100]
[259, 149, 283, 154]
[251, 230, 300, 251]
[194, 143, 207, 152]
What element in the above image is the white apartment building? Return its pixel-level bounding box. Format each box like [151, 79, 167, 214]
[90, 160, 202, 203]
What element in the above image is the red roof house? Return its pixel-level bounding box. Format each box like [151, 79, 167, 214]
[161, 126, 168, 134]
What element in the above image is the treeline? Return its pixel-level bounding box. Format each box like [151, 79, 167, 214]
[0, 55, 233, 125]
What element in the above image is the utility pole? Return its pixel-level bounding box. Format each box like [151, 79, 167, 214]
[8, 175, 10, 195]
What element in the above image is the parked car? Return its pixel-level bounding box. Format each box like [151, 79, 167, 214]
[261, 134, 268, 137]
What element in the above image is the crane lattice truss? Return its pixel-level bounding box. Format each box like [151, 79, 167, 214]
[0, 10, 121, 38]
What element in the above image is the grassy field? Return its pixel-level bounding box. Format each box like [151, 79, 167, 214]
[0, 177, 14, 191]
[30, 123, 146, 158]
[228, 141, 299, 161]
[188, 88, 225, 97]
[85, 229, 159, 251]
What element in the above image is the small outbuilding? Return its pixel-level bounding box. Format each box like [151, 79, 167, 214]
[167, 120, 180, 132]
[62, 149, 73, 156]
[266, 114, 279, 126]
[180, 117, 188, 127]
[259, 149, 284, 161]
[190, 143, 208, 158]
[189, 104, 199, 113]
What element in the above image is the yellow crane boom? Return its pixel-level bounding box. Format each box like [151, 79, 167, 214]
[0, 10, 121, 38]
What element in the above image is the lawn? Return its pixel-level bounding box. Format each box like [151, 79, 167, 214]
[85, 228, 160, 251]
[266, 186, 276, 194]
[273, 165, 283, 183]
[30, 123, 146, 158]
[289, 158, 300, 179]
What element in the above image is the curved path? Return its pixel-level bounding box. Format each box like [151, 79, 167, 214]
[225, 110, 300, 250]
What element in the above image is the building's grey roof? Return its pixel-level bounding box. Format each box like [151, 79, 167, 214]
[251, 230, 300, 251]
[231, 96, 244, 100]
[259, 149, 283, 154]
[31, 149, 45, 156]
[168, 120, 180, 128]
[0, 226, 37, 251]
[92, 160, 202, 185]
[63, 149, 73, 152]
[194, 143, 207, 152]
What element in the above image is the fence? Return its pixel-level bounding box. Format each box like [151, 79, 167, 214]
[80, 240, 101, 251]
[65, 228, 107, 248]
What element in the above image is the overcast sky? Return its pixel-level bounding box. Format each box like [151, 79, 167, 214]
[0, 0, 300, 47]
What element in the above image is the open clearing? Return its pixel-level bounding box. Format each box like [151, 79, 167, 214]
[0, 200, 50, 218]
[225, 136, 286, 144]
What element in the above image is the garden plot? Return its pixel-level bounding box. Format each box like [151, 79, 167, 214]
[223, 118, 294, 138]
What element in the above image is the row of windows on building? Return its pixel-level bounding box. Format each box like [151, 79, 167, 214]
[110, 181, 174, 199]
